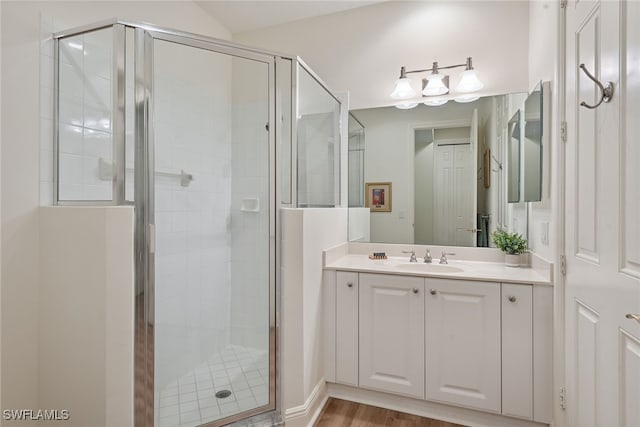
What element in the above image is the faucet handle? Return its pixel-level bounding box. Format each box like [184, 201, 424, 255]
[402, 249, 418, 263]
[439, 250, 456, 264]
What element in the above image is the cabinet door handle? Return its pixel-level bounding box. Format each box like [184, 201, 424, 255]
[413, 288, 419, 294]
[430, 289, 437, 295]
[347, 282, 353, 288]
[508, 295, 517, 303]
[626, 313, 640, 323]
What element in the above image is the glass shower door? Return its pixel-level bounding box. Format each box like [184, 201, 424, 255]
[151, 37, 274, 427]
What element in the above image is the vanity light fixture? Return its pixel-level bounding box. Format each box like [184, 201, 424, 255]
[454, 94, 480, 103]
[423, 98, 448, 107]
[422, 63, 449, 96]
[390, 66, 418, 100]
[395, 101, 419, 109]
[390, 57, 483, 108]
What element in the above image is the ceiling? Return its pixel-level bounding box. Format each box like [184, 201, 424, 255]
[195, 0, 388, 34]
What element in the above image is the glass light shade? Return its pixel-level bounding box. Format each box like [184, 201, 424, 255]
[390, 78, 417, 99]
[456, 69, 484, 93]
[395, 101, 419, 110]
[454, 94, 480, 103]
[422, 74, 449, 96]
[423, 98, 448, 106]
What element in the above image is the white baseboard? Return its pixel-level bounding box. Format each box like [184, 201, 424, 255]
[327, 383, 549, 427]
[283, 379, 329, 427]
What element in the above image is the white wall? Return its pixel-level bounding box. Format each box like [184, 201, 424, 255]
[527, 1, 559, 263]
[234, 1, 530, 109]
[527, 6, 561, 427]
[281, 208, 347, 417]
[39, 206, 134, 427]
[1, 1, 231, 421]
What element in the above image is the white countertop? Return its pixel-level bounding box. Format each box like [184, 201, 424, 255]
[325, 254, 552, 286]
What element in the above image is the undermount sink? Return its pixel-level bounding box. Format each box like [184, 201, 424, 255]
[394, 263, 464, 273]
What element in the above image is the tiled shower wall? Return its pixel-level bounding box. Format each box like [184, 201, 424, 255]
[58, 28, 114, 201]
[229, 58, 270, 350]
[152, 40, 233, 390]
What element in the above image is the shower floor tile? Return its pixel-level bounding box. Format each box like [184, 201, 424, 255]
[156, 345, 269, 427]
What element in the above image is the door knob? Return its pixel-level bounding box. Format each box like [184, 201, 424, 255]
[508, 295, 517, 303]
[413, 288, 419, 294]
[626, 313, 640, 324]
[430, 289, 437, 295]
[347, 282, 353, 288]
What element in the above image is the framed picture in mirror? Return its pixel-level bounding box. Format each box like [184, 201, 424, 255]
[365, 182, 392, 212]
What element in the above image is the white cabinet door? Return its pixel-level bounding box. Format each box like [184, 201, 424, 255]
[359, 273, 424, 398]
[336, 271, 358, 386]
[501, 283, 533, 420]
[425, 278, 501, 413]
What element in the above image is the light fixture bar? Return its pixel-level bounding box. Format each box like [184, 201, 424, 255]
[402, 57, 472, 75]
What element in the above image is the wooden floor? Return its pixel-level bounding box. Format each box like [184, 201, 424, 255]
[314, 398, 466, 427]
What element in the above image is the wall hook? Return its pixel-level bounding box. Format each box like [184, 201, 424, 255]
[579, 63, 614, 109]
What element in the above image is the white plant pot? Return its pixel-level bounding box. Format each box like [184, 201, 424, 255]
[505, 253, 521, 267]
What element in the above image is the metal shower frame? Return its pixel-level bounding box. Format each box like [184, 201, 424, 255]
[52, 18, 342, 427]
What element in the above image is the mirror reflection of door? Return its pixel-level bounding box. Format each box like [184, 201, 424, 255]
[414, 116, 477, 247]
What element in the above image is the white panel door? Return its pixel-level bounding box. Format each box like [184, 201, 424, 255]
[336, 271, 358, 386]
[359, 273, 424, 398]
[425, 278, 501, 413]
[565, 1, 640, 426]
[501, 283, 533, 420]
[453, 144, 474, 246]
[435, 142, 474, 247]
[434, 145, 454, 245]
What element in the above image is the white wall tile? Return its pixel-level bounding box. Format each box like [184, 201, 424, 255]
[59, 62, 84, 99]
[59, 96, 84, 127]
[83, 128, 111, 158]
[58, 153, 83, 183]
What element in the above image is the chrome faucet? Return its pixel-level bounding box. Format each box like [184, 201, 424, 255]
[440, 250, 456, 264]
[424, 249, 432, 263]
[402, 250, 418, 263]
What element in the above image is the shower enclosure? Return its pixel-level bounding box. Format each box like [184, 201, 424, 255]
[52, 20, 341, 427]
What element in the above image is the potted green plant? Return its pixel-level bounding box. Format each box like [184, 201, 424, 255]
[491, 228, 529, 267]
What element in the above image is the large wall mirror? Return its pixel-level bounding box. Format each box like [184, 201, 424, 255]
[348, 92, 532, 246]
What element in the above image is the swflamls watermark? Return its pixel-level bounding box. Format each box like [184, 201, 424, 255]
[3, 409, 70, 421]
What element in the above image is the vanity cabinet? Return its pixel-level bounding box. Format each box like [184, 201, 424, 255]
[358, 273, 425, 398]
[326, 269, 552, 425]
[425, 279, 501, 413]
